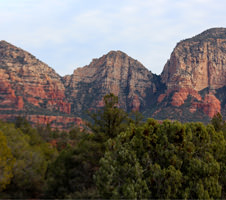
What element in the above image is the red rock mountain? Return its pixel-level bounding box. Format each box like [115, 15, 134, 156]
[0, 40, 81, 129]
[0, 28, 225, 128]
[156, 28, 226, 121]
[63, 50, 162, 115]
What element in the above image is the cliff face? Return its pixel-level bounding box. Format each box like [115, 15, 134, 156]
[63, 51, 161, 114]
[0, 28, 225, 128]
[158, 28, 226, 119]
[0, 41, 79, 129]
[161, 28, 226, 91]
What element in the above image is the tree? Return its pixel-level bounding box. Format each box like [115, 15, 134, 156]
[45, 94, 129, 198]
[0, 121, 57, 198]
[94, 124, 150, 199]
[45, 147, 74, 198]
[95, 119, 223, 199]
[211, 112, 226, 134]
[0, 131, 15, 192]
[88, 93, 128, 139]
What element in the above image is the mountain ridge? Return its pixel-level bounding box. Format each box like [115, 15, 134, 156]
[0, 28, 225, 128]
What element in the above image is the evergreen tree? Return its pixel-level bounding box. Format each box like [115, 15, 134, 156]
[45, 93, 129, 198]
[211, 112, 226, 134]
[88, 93, 128, 139]
[0, 131, 15, 192]
[0, 121, 57, 198]
[95, 119, 224, 199]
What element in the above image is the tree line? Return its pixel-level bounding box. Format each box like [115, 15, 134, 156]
[0, 93, 226, 199]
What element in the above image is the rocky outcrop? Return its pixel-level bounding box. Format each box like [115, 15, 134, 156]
[159, 28, 226, 119]
[190, 93, 221, 118]
[0, 114, 83, 130]
[170, 88, 202, 107]
[0, 28, 225, 128]
[0, 41, 77, 129]
[0, 40, 71, 115]
[161, 28, 226, 91]
[63, 50, 160, 114]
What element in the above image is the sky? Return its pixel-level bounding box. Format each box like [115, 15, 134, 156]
[0, 0, 225, 76]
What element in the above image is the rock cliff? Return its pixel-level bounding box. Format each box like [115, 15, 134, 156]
[161, 28, 226, 91]
[0, 28, 225, 128]
[0, 40, 79, 129]
[158, 28, 226, 119]
[63, 50, 162, 114]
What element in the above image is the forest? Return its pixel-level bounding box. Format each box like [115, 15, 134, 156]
[0, 93, 226, 199]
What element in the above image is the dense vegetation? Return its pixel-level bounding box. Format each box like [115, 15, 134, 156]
[0, 93, 225, 199]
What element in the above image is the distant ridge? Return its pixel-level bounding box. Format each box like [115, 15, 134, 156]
[184, 27, 226, 41]
[0, 27, 225, 128]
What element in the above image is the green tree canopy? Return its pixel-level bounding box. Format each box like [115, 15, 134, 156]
[211, 112, 226, 134]
[0, 121, 57, 198]
[45, 93, 129, 198]
[88, 93, 128, 139]
[0, 130, 15, 191]
[95, 119, 224, 199]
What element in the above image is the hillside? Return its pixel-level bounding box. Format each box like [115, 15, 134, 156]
[0, 28, 225, 128]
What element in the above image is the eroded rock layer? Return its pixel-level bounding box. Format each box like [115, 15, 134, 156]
[0, 27, 225, 128]
[0, 40, 77, 129]
[63, 50, 161, 114]
[157, 28, 226, 120]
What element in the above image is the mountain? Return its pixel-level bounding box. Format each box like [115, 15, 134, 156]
[0, 40, 82, 129]
[0, 28, 225, 128]
[155, 28, 226, 121]
[63, 50, 164, 116]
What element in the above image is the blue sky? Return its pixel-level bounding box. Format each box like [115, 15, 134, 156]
[0, 0, 225, 76]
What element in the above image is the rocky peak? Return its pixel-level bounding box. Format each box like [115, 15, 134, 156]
[0, 40, 36, 65]
[161, 28, 226, 91]
[0, 41, 71, 120]
[64, 50, 158, 113]
[0, 40, 11, 47]
[0, 40, 17, 48]
[184, 27, 226, 41]
[0, 41, 60, 77]
[104, 50, 128, 58]
[65, 50, 153, 86]
[159, 28, 226, 119]
[0, 28, 225, 127]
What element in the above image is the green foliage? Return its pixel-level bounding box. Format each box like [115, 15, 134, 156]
[1, 96, 226, 199]
[0, 131, 15, 191]
[211, 112, 226, 134]
[95, 119, 224, 199]
[45, 147, 74, 198]
[46, 133, 101, 198]
[88, 93, 128, 139]
[45, 93, 129, 198]
[0, 120, 57, 198]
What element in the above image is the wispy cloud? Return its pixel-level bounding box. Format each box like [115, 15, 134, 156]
[0, 0, 225, 75]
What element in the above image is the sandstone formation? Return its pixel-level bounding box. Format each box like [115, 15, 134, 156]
[63, 50, 161, 114]
[0, 114, 83, 130]
[0, 28, 225, 128]
[161, 28, 226, 91]
[158, 28, 226, 120]
[0, 40, 78, 129]
[0, 40, 70, 112]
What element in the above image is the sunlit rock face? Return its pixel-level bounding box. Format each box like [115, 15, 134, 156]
[158, 28, 226, 119]
[0, 40, 78, 129]
[0, 27, 225, 127]
[161, 28, 226, 91]
[63, 50, 159, 114]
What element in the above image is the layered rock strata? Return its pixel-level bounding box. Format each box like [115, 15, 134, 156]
[159, 28, 226, 119]
[63, 51, 160, 114]
[0, 41, 77, 129]
[0, 27, 225, 128]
